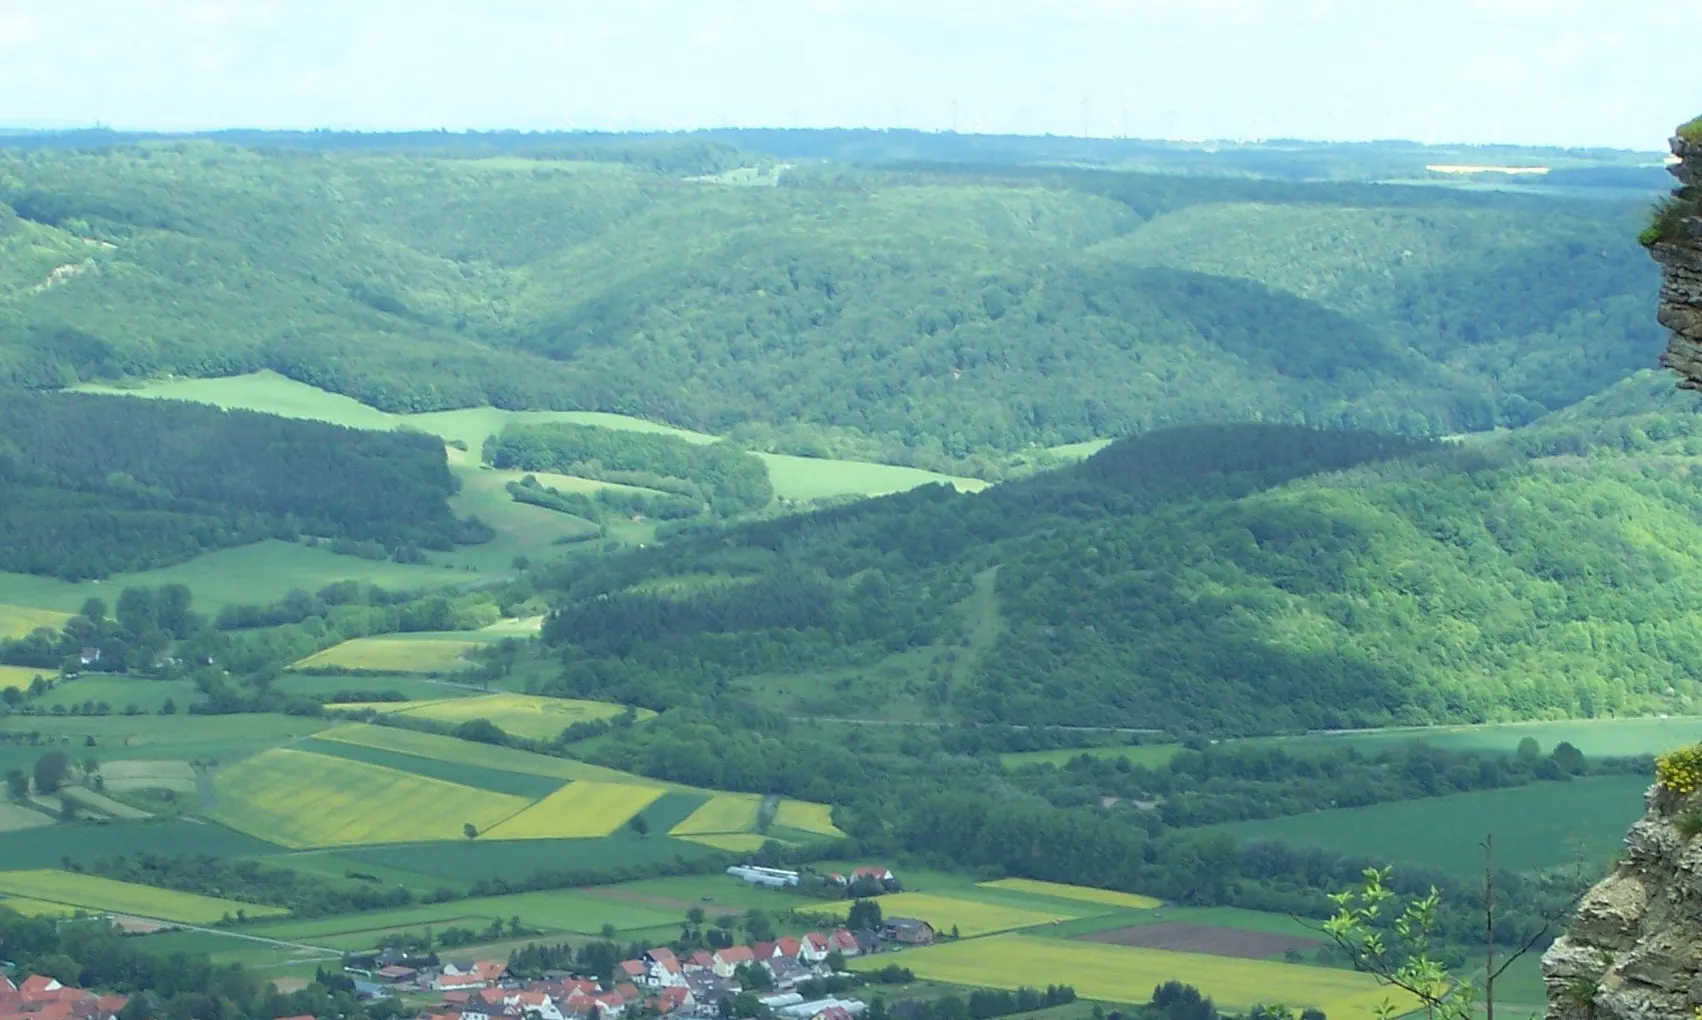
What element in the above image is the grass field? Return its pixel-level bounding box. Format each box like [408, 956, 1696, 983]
[482, 781, 666, 839]
[670, 794, 763, 835]
[856, 934, 1418, 1014]
[299, 737, 565, 798]
[337, 692, 643, 740]
[31, 676, 199, 714]
[0, 603, 71, 639]
[100, 760, 198, 793]
[273, 674, 476, 702]
[293, 638, 481, 673]
[327, 829, 719, 886]
[803, 892, 1079, 937]
[209, 748, 531, 848]
[0, 819, 281, 870]
[1216, 774, 1651, 875]
[1000, 745, 1183, 769]
[0, 869, 288, 923]
[1249, 717, 1702, 759]
[773, 800, 844, 837]
[0, 803, 51, 832]
[758, 453, 985, 500]
[979, 879, 1161, 911]
[0, 713, 326, 764]
[0, 540, 476, 614]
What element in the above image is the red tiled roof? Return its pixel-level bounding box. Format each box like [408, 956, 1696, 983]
[615, 984, 640, 1001]
[20, 978, 63, 999]
[775, 937, 802, 956]
[715, 947, 754, 965]
[830, 929, 858, 949]
[618, 961, 645, 977]
[444, 991, 473, 1004]
[752, 942, 778, 959]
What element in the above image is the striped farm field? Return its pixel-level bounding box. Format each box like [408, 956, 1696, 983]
[293, 638, 479, 673]
[805, 892, 1078, 937]
[316, 724, 587, 779]
[774, 800, 843, 837]
[209, 748, 530, 848]
[852, 933, 1420, 1014]
[681, 833, 773, 853]
[341, 693, 647, 741]
[979, 878, 1162, 910]
[0, 870, 288, 924]
[482, 781, 666, 840]
[670, 794, 763, 835]
[0, 603, 71, 640]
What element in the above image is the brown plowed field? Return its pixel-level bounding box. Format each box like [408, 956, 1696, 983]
[1078, 921, 1320, 959]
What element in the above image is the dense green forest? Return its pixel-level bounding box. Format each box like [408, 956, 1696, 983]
[527, 399, 1702, 734]
[485, 423, 773, 515]
[0, 138, 1663, 471]
[0, 390, 481, 578]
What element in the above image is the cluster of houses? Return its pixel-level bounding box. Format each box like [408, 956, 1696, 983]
[404, 928, 882, 1020]
[0, 975, 128, 1020]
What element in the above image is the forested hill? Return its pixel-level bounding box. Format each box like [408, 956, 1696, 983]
[0, 139, 1662, 472]
[0, 390, 483, 579]
[530, 410, 1702, 736]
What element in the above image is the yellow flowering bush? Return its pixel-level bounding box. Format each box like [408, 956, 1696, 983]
[1656, 744, 1702, 795]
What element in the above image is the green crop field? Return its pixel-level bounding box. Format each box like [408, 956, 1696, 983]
[681, 833, 772, 852]
[272, 674, 476, 702]
[804, 892, 1080, 937]
[329, 828, 721, 885]
[298, 736, 565, 798]
[0, 713, 327, 763]
[1215, 774, 1651, 875]
[0, 869, 288, 923]
[0, 665, 53, 691]
[0, 804, 51, 832]
[0, 819, 280, 870]
[853, 933, 1418, 1014]
[209, 747, 531, 847]
[0, 603, 71, 639]
[312, 723, 602, 780]
[1000, 745, 1184, 769]
[1246, 717, 1702, 759]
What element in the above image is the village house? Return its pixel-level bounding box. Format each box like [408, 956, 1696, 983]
[883, 918, 934, 946]
[642, 947, 688, 989]
[712, 945, 755, 979]
[830, 929, 860, 958]
[800, 933, 832, 964]
[0, 975, 128, 1020]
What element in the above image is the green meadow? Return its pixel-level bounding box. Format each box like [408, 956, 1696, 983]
[1214, 773, 1650, 876]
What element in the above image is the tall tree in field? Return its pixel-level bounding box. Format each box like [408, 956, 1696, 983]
[34, 751, 70, 793]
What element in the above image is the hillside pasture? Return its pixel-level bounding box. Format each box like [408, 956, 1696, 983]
[758, 453, 985, 501]
[30, 676, 199, 714]
[0, 713, 326, 763]
[292, 637, 481, 673]
[1000, 745, 1183, 770]
[0, 869, 288, 924]
[669, 794, 763, 835]
[0, 819, 281, 870]
[0, 803, 51, 832]
[802, 892, 1079, 937]
[1215, 773, 1651, 875]
[854, 933, 1418, 1014]
[208, 748, 530, 848]
[100, 760, 199, 794]
[1247, 716, 1702, 759]
[272, 673, 476, 702]
[337, 692, 643, 741]
[481, 781, 667, 839]
[0, 665, 52, 691]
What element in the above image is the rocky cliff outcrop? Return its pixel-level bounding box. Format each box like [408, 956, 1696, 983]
[1652, 122, 1702, 389]
[1541, 779, 1702, 1020]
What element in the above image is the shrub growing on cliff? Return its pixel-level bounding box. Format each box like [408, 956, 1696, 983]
[1655, 744, 1702, 795]
[1640, 194, 1701, 247]
[1679, 114, 1702, 145]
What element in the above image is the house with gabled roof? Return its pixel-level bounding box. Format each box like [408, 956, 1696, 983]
[712, 946, 755, 979]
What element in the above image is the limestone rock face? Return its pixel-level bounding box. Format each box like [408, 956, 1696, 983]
[1542, 783, 1702, 1020]
[1654, 132, 1702, 390]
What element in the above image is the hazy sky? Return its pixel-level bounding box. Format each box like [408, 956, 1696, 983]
[1, 0, 1696, 149]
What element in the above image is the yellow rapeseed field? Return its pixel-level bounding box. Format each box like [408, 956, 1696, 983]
[681, 833, 774, 853]
[850, 934, 1420, 1015]
[209, 748, 530, 848]
[774, 800, 844, 837]
[0, 665, 52, 690]
[482, 781, 666, 839]
[293, 638, 480, 673]
[670, 794, 763, 835]
[806, 893, 1078, 937]
[0, 870, 288, 924]
[978, 878, 1162, 910]
[0, 603, 72, 640]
